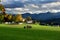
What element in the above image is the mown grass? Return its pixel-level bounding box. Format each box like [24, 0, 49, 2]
[0, 24, 60, 40]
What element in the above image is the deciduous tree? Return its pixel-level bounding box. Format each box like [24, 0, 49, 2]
[15, 14, 23, 22]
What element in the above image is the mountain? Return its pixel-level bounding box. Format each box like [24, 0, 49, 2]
[22, 12, 60, 21]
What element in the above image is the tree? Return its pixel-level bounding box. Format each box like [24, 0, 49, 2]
[12, 15, 15, 22]
[2, 7, 5, 12]
[0, 4, 5, 11]
[15, 14, 23, 22]
[0, 14, 4, 23]
[0, 4, 6, 22]
[26, 16, 32, 21]
[0, 4, 6, 15]
[4, 14, 8, 22]
[7, 14, 13, 22]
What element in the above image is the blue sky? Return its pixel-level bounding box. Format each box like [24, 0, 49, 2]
[1, 0, 60, 14]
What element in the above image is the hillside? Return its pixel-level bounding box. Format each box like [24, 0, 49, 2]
[22, 12, 60, 21]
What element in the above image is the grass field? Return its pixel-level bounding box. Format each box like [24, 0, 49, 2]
[0, 24, 60, 40]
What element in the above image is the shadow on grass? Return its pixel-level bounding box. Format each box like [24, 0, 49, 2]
[0, 27, 60, 40]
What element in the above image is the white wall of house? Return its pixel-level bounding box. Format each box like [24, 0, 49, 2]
[27, 20, 33, 24]
[19, 23, 23, 24]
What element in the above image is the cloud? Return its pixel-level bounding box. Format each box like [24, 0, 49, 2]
[6, 8, 12, 10]
[41, 2, 60, 8]
[1, 0, 25, 8]
[30, 4, 39, 8]
[40, 2, 60, 11]
[3, 1, 24, 8]
[49, 10, 60, 13]
[24, 4, 39, 9]
[1, 0, 60, 14]
[5, 8, 30, 14]
[13, 8, 29, 11]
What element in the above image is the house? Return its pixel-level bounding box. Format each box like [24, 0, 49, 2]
[26, 20, 33, 24]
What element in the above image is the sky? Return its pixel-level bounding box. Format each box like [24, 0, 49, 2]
[0, 0, 60, 14]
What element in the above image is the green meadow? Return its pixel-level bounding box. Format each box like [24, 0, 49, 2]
[0, 24, 60, 40]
